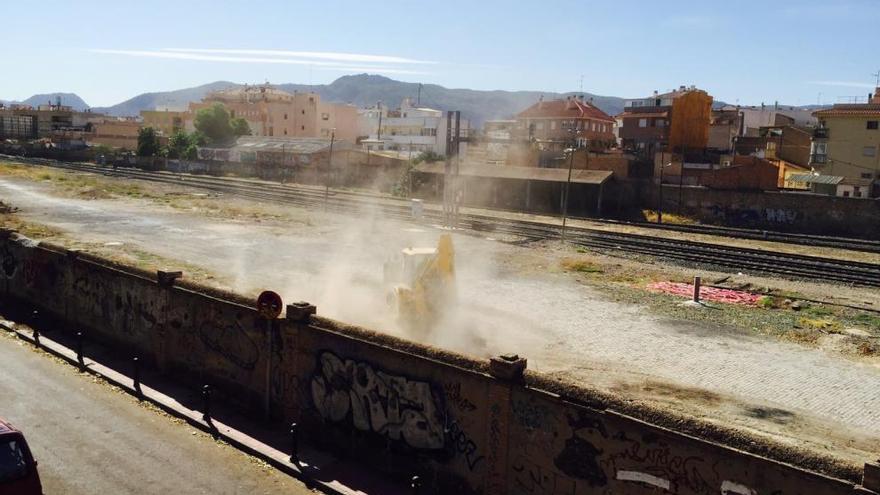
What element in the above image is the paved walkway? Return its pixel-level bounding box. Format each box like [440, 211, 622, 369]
[0, 330, 318, 495]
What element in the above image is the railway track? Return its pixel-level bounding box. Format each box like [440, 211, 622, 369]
[4, 156, 880, 287]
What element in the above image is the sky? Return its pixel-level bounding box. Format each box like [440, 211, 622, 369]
[1, 0, 878, 108]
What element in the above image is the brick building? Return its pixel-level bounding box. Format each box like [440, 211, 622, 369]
[512, 96, 615, 151]
[618, 86, 713, 158]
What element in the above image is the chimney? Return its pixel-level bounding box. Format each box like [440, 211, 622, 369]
[538, 95, 544, 109]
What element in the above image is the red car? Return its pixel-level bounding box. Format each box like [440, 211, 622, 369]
[0, 418, 42, 495]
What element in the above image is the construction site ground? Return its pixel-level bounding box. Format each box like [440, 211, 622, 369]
[1, 161, 878, 472]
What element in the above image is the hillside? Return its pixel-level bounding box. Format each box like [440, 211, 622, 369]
[89, 74, 627, 125]
[92, 81, 238, 116]
[1, 93, 91, 111]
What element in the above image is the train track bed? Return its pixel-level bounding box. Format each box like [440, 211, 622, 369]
[4, 157, 880, 288]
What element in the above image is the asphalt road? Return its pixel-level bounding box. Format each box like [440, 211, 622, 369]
[0, 332, 317, 495]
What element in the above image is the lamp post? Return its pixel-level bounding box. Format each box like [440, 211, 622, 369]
[325, 128, 335, 211]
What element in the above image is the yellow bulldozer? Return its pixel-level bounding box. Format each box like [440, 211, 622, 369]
[383, 234, 456, 335]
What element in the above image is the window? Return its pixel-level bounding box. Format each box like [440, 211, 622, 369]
[843, 190, 850, 197]
[269, 127, 273, 137]
[321, 113, 330, 121]
[811, 142, 827, 154]
[550, 121, 556, 130]
[863, 146, 876, 157]
[655, 119, 665, 128]
[283, 129, 287, 135]
[301, 110, 305, 115]
[639, 118, 647, 128]
[0, 439, 28, 483]
[536, 122, 544, 130]
[284, 113, 288, 120]
[867, 121, 878, 130]
[862, 172, 874, 179]
[301, 125, 305, 130]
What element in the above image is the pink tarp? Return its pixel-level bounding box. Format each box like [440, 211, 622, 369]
[647, 281, 761, 305]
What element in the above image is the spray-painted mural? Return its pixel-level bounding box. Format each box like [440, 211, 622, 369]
[310, 351, 445, 450]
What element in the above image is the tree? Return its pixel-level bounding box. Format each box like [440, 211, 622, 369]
[168, 129, 190, 159]
[136, 127, 161, 157]
[231, 117, 251, 136]
[194, 103, 234, 144]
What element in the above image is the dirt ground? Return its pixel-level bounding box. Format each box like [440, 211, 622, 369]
[1, 161, 878, 469]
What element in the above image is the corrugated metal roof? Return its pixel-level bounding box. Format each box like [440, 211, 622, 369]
[414, 162, 612, 185]
[787, 174, 844, 185]
[211, 136, 351, 154]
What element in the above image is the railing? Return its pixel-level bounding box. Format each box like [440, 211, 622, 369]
[813, 127, 829, 139]
[810, 153, 827, 164]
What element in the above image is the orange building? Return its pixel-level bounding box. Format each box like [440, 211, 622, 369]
[619, 86, 713, 157]
[513, 95, 616, 151]
[188, 84, 358, 142]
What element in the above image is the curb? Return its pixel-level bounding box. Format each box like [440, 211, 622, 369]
[0, 321, 349, 495]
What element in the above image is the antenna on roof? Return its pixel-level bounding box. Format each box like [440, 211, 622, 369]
[873, 70, 880, 87]
[579, 75, 583, 93]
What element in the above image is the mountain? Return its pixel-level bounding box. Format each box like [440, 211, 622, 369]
[87, 75, 627, 126]
[92, 81, 239, 116]
[2, 93, 91, 111]
[278, 75, 628, 126]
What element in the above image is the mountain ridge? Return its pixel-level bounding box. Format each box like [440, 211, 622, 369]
[4, 75, 830, 126]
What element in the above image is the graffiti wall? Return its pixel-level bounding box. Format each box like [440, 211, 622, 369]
[0, 232, 870, 494]
[645, 185, 880, 239]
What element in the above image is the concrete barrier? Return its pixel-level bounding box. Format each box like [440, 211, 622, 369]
[0, 230, 876, 494]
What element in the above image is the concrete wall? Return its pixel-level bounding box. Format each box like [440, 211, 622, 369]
[1, 231, 875, 494]
[643, 183, 880, 238]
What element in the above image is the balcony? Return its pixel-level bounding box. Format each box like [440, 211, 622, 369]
[810, 153, 827, 164]
[812, 127, 829, 139]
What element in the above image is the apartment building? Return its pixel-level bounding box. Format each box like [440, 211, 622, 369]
[0, 103, 105, 140]
[618, 86, 712, 157]
[188, 84, 358, 142]
[513, 95, 615, 151]
[140, 109, 188, 136]
[811, 87, 880, 194]
[357, 98, 469, 156]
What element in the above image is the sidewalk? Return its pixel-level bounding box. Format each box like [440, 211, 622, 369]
[0, 307, 410, 495]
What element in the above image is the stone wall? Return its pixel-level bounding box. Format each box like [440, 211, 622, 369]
[0, 231, 875, 494]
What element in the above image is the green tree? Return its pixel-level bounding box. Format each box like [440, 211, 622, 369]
[231, 117, 251, 136]
[182, 143, 199, 160]
[136, 127, 161, 157]
[193, 103, 234, 144]
[167, 129, 191, 159]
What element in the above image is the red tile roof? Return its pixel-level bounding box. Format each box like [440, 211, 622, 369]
[814, 104, 880, 117]
[516, 98, 614, 122]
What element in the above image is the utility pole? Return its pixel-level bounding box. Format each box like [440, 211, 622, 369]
[376, 102, 383, 141]
[561, 146, 575, 242]
[443, 111, 462, 227]
[658, 152, 665, 224]
[325, 129, 335, 211]
[417, 83, 422, 106]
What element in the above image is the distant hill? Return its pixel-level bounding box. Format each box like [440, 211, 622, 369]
[4, 76, 827, 127]
[86, 74, 629, 126]
[92, 81, 238, 116]
[1, 93, 91, 111]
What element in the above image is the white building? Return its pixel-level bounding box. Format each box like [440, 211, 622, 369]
[357, 98, 469, 158]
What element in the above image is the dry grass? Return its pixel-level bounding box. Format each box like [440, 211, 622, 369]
[641, 209, 697, 225]
[560, 257, 604, 274]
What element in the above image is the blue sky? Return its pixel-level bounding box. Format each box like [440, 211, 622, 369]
[2, 0, 878, 107]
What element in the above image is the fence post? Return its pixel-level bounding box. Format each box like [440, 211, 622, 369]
[76, 331, 84, 370]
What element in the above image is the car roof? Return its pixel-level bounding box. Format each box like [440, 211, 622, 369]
[0, 417, 20, 435]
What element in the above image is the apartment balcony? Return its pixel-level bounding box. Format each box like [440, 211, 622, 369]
[812, 127, 829, 139]
[810, 153, 827, 164]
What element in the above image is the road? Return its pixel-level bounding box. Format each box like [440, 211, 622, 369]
[0, 331, 317, 495]
[1, 175, 878, 464]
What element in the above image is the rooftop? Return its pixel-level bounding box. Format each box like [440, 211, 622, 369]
[516, 97, 614, 123]
[813, 104, 880, 118]
[205, 136, 348, 154]
[414, 162, 613, 185]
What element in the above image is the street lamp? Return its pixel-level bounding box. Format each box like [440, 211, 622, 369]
[325, 128, 335, 210]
